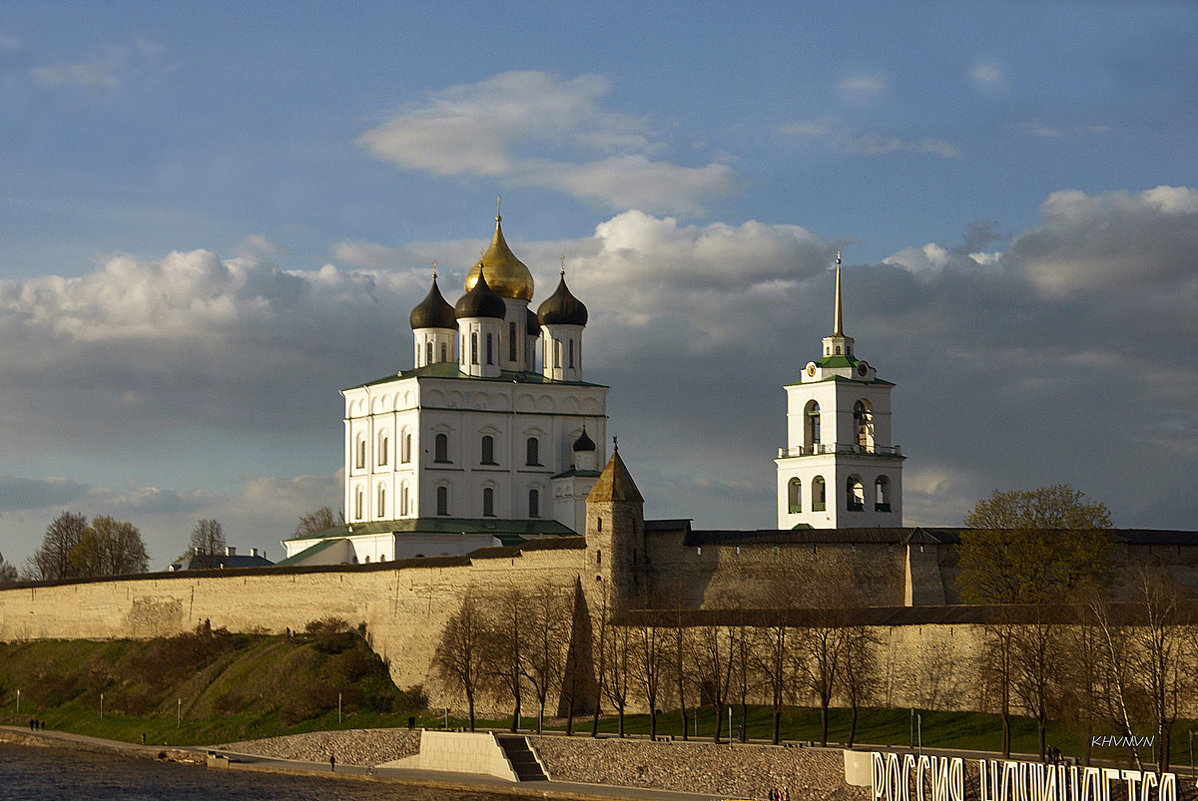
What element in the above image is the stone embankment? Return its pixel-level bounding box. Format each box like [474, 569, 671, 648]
[218, 728, 420, 766]
[220, 727, 864, 800]
[532, 736, 865, 801]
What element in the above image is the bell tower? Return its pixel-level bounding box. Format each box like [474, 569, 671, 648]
[774, 254, 904, 529]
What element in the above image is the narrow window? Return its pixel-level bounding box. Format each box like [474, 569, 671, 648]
[425, 341, 433, 365]
[509, 322, 517, 362]
[554, 341, 561, 368]
[805, 401, 821, 449]
[486, 333, 493, 365]
[854, 400, 873, 451]
[402, 432, 411, 463]
[875, 476, 891, 512]
[355, 488, 364, 520]
[526, 437, 539, 466]
[846, 475, 865, 511]
[434, 433, 448, 463]
[356, 438, 366, 469]
[378, 435, 389, 466]
[787, 478, 802, 513]
[470, 333, 479, 365]
[568, 339, 575, 369]
[529, 489, 540, 518]
[401, 484, 409, 516]
[436, 486, 448, 516]
[440, 342, 448, 362]
[481, 435, 495, 464]
[812, 476, 826, 512]
[596, 549, 602, 565]
[597, 517, 603, 532]
[377, 485, 386, 516]
[483, 487, 495, 517]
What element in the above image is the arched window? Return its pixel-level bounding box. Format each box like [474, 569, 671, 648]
[553, 340, 561, 368]
[846, 475, 865, 511]
[875, 476, 891, 512]
[355, 487, 364, 520]
[378, 433, 389, 466]
[568, 339, 575, 369]
[425, 341, 433, 365]
[804, 401, 821, 450]
[526, 437, 539, 466]
[481, 435, 495, 464]
[483, 487, 495, 517]
[356, 437, 367, 469]
[401, 431, 411, 463]
[854, 400, 874, 451]
[401, 483, 409, 516]
[787, 478, 802, 513]
[486, 333, 494, 365]
[812, 476, 826, 512]
[509, 322, 517, 362]
[377, 484, 386, 516]
[529, 489, 540, 518]
[434, 433, 449, 463]
[470, 332, 479, 365]
[440, 342, 448, 362]
[436, 486, 449, 516]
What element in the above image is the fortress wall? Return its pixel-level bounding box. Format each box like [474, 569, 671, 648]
[645, 537, 909, 608]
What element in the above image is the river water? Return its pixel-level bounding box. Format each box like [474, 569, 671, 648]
[0, 744, 511, 801]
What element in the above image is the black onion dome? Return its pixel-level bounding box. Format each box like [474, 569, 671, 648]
[454, 269, 506, 320]
[525, 308, 540, 339]
[409, 276, 456, 330]
[572, 427, 596, 452]
[537, 274, 588, 327]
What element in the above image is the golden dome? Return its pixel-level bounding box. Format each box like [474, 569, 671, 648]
[464, 213, 535, 301]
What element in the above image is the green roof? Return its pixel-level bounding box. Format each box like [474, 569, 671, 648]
[285, 517, 577, 542]
[816, 354, 861, 369]
[273, 538, 345, 566]
[551, 468, 603, 479]
[344, 362, 607, 392]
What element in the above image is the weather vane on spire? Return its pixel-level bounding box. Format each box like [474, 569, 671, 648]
[560, 253, 566, 276]
[432, 259, 437, 279]
[833, 251, 844, 337]
[496, 194, 501, 222]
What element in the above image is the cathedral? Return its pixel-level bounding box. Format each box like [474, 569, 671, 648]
[281, 207, 607, 565]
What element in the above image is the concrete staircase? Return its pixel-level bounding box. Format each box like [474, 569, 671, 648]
[495, 735, 548, 781]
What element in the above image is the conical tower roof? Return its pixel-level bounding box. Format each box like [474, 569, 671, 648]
[454, 269, 506, 320]
[587, 443, 643, 503]
[409, 274, 456, 330]
[464, 205, 534, 301]
[537, 271, 588, 327]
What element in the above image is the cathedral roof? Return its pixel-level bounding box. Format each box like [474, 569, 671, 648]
[572, 427, 596, 452]
[409, 275, 456, 331]
[537, 272, 588, 327]
[464, 212, 535, 301]
[587, 445, 643, 503]
[454, 270, 506, 320]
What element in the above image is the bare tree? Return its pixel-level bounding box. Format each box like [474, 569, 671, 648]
[189, 519, 226, 568]
[434, 595, 488, 730]
[522, 583, 570, 734]
[693, 623, 736, 743]
[751, 611, 792, 745]
[841, 623, 880, 748]
[667, 612, 693, 739]
[294, 506, 343, 537]
[795, 619, 846, 747]
[0, 551, 18, 585]
[69, 516, 149, 577]
[26, 511, 88, 580]
[483, 588, 528, 732]
[602, 615, 635, 737]
[632, 623, 665, 739]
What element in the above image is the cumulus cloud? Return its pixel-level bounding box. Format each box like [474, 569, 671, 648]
[358, 71, 741, 215]
[31, 40, 165, 93]
[781, 118, 962, 159]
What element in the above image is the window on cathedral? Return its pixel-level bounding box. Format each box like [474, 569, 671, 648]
[854, 400, 873, 451]
[401, 484, 409, 516]
[597, 516, 602, 532]
[483, 487, 495, 517]
[481, 435, 496, 465]
[436, 486, 448, 516]
[509, 322, 517, 362]
[425, 341, 433, 365]
[568, 339, 574, 369]
[356, 438, 366, 469]
[402, 432, 411, 463]
[596, 549, 601, 565]
[526, 437, 539, 466]
[355, 488, 364, 520]
[378, 485, 386, 516]
[812, 476, 826, 512]
[486, 333, 494, 365]
[470, 333, 479, 365]
[787, 478, 802, 513]
[434, 433, 449, 463]
[441, 342, 448, 362]
[804, 401, 821, 449]
[553, 341, 561, 368]
[875, 476, 891, 512]
[378, 434, 389, 466]
[846, 475, 865, 511]
[529, 489, 539, 518]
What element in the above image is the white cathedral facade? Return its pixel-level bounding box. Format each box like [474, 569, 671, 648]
[281, 209, 607, 564]
[774, 255, 904, 529]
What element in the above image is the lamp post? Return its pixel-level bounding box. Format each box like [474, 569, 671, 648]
[338, 692, 342, 725]
[177, 698, 181, 729]
[100, 692, 104, 720]
[15, 688, 19, 714]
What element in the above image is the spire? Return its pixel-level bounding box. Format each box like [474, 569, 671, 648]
[587, 439, 643, 503]
[833, 251, 843, 336]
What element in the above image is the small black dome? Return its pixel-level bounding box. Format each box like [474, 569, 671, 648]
[526, 308, 540, 339]
[537, 274, 588, 327]
[454, 269, 506, 320]
[572, 427, 596, 452]
[409, 276, 456, 331]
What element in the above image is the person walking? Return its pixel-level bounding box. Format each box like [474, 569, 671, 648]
[330, 752, 336, 772]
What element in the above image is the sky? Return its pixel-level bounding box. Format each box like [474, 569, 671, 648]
[0, 1, 1195, 570]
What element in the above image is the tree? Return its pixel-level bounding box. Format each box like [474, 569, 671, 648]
[522, 583, 570, 734]
[631, 623, 664, 740]
[0, 551, 18, 585]
[70, 516, 150, 577]
[295, 506, 343, 537]
[26, 511, 88, 580]
[434, 595, 488, 731]
[482, 588, 528, 732]
[189, 519, 226, 568]
[841, 623, 880, 748]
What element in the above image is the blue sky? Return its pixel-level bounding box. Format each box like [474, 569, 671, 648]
[0, 1, 1195, 569]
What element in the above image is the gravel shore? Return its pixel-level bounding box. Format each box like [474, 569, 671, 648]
[218, 728, 421, 766]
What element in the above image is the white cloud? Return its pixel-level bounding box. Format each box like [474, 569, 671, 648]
[30, 41, 165, 93]
[840, 74, 887, 94]
[358, 71, 741, 215]
[1026, 120, 1063, 138]
[970, 64, 1002, 85]
[781, 118, 962, 159]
